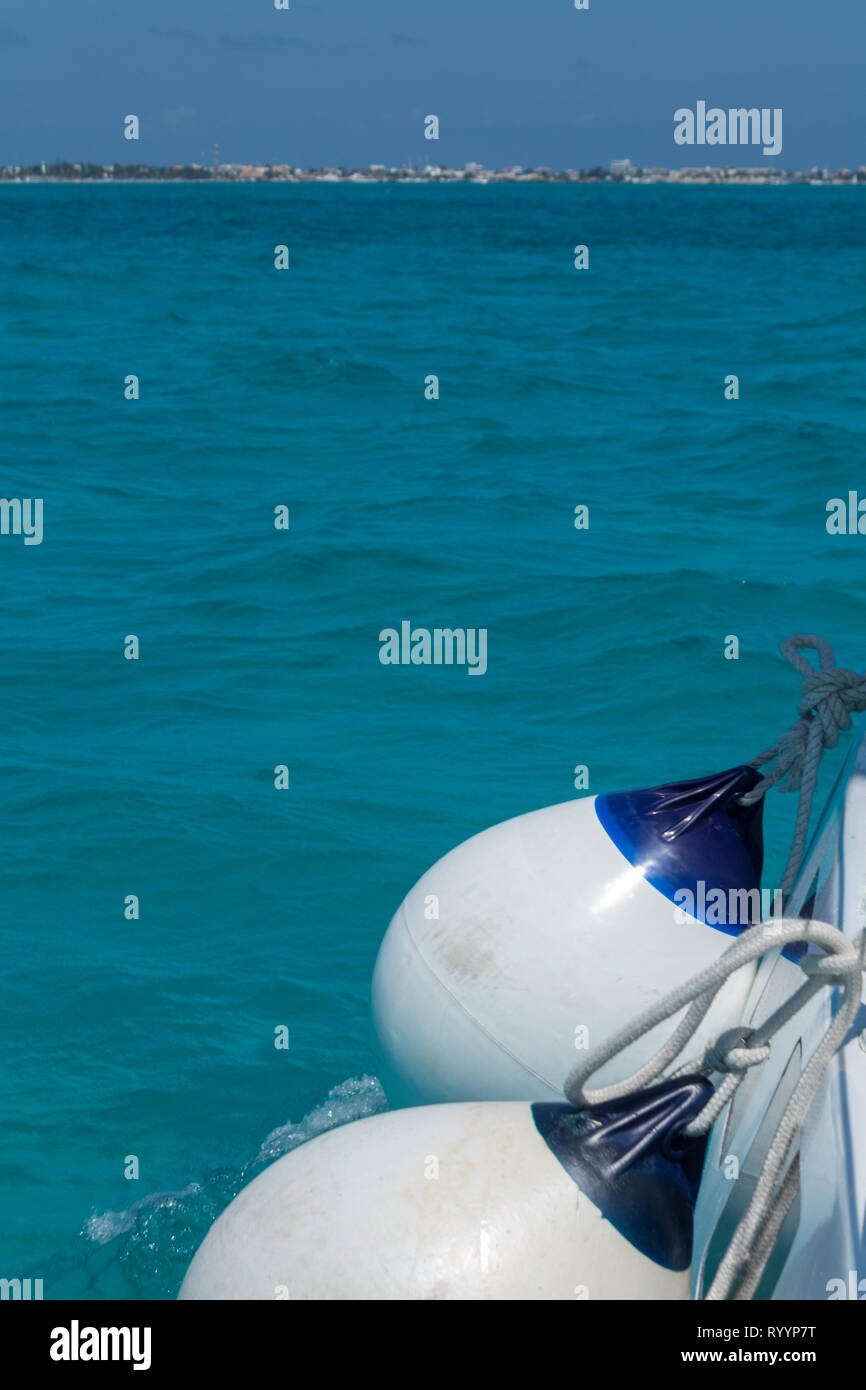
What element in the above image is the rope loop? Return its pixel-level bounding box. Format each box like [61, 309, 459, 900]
[562, 637, 866, 1299]
[562, 915, 865, 1301]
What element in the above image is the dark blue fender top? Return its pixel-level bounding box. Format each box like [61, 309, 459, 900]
[595, 764, 765, 937]
[532, 1075, 713, 1271]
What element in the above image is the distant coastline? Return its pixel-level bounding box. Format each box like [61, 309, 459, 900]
[2, 160, 864, 186]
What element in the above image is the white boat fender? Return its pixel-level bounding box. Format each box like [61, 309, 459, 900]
[372, 763, 767, 1105]
[179, 1074, 712, 1301]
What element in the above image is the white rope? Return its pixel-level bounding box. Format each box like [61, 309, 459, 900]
[740, 635, 866, 900]
[563, 916, 866, 1301]
[560, 635, 866, 1297]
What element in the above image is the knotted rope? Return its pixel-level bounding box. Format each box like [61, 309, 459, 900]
[563, 917, 865, 1301]
[563, 636, 866, 1300]
[740, 635, 866, 901]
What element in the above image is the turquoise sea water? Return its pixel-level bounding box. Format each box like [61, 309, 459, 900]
[1, 184, 865, 1298]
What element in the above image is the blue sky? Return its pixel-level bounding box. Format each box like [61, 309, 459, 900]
[1, 0, 863, 169]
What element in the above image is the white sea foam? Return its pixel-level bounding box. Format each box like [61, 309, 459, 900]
[85, 1184, 203, 1246]
[84, 1075, 388, 1249]
[255, 1074, 388, 1163]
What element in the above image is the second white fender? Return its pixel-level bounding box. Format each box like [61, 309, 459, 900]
[372, 766, 767, 1104]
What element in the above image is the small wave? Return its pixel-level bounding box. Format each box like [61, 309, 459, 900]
[85, 1183, 203, 1246]
[255, 1074, 387, 1164]
[78, 1075, 388, 1297]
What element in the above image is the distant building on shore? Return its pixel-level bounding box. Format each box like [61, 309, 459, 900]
[1, 160, 863, 186]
